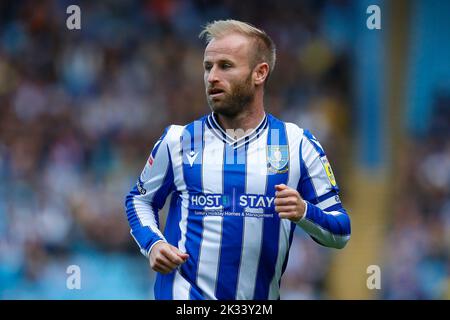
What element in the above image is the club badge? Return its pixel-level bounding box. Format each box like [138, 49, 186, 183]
[267, 145, 289, 173]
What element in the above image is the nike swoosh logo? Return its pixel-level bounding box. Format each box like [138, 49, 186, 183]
[186, 152, 199, 167]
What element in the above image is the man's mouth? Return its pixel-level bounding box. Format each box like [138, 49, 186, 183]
[208, 88, 225, 98]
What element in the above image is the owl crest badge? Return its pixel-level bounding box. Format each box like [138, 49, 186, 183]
[267, 145, 289, 173]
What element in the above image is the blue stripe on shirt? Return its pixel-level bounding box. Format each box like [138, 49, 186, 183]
[180, 119, 205, 299]
[304, 203, 351, 236]
[215, 138, 247, 300]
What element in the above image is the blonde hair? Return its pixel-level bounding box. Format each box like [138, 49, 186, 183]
[199, 19, 276, 76]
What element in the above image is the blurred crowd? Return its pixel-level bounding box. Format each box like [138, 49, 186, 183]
[0, 0, 365, 299]
[0, 0, 354, 299]
[382, 92, 450, 299]
[3, 0, 448, 301]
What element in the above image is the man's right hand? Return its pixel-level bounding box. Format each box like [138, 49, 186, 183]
[149, 242, 189, 274]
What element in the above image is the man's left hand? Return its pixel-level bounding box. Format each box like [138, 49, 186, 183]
[274, 184, 306, 222]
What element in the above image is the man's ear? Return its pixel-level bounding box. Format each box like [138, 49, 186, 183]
[253, 62, 270, 86]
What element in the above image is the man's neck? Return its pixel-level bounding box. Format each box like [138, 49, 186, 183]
[214, 107, 266, 140]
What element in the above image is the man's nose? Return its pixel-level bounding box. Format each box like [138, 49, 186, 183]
[207, 66, 219, 84]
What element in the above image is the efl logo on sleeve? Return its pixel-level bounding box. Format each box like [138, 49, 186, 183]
[320, 156, 337, 187]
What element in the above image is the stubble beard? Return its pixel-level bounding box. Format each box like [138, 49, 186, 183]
[207, 72, 255, 118]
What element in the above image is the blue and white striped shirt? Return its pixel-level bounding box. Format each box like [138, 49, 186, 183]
[125, 113, 351, 300]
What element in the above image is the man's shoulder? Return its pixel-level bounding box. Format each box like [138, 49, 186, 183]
[160, 124, 183, 142]
[163, 114, 209, 141]
[267, 114, 305, 139]
[285, 121, 305, 137]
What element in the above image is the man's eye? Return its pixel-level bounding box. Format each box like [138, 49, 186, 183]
[222, 63, 231, 69]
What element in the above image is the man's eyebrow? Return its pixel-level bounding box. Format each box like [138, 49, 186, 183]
[203, 58, 234, 65]
[218, 59, 234, 64]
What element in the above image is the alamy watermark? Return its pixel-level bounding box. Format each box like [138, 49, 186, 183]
[366, 5, 381, 30]
[66, 5, 81, 30]
[366, 265, 381, 290]
[66, 265, 81, 290]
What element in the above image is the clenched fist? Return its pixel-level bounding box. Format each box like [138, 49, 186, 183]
[274, 184, 307, 222]
[149, 242, 189, 274]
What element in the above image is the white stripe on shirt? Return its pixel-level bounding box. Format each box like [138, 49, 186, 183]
[235, 130, 267, 299]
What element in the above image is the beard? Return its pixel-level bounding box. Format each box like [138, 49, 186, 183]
[207, 72, 255, 118]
